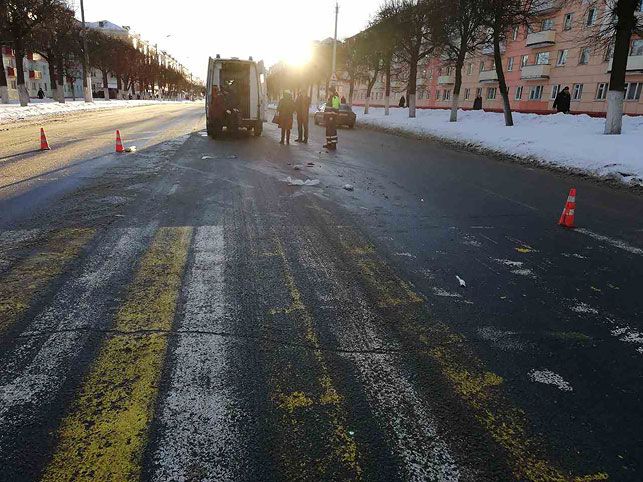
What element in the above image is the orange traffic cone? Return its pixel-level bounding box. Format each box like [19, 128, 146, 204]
[558, 188, 576, 228]
[40, 128, 50, 150]
[115, 130, 124, 153]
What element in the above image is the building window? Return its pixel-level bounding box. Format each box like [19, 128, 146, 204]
[572, 83, 584, 100]
[464, 88, 471, 100]
[467, 63, 472, 75]
[507, 57, 514, 71]
[521, 55, 529, 68]
[595, 82, 608, 100]
[442, 89, 451, 100]
[486, 87, 497, 100]
[579, 47, 591, 65]
[586, 7, 598, 26]
[512, 26, 519, 41]
[604, 43, 614, 61]
[631, 39, 643, 56]
[476, 87, 482, 98]
[515, 85, 523, 100]
[556, 49, 568, 66]
[626, 82, 642, 101]
[541, 19, 554, 31]
[479, 61, 485, 73]
[529, 85, 544, 100]
[435, 90, 440, 100]
[536, 52, 550, 65]
[564, 13, 574, 30]
[551, 84, 561, 100]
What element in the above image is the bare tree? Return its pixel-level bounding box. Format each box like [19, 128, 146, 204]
[1, 0, 63, 106]
[432, 0, 487, 122]
[379, 0, 436, 117]
[598, 0, 642, 134]
[369, 7, 401, 115]
[0, 46, 9, 103]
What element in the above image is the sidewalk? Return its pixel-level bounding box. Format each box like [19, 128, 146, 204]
[355, 107, 643, 187]
[0, 98, 196, 125]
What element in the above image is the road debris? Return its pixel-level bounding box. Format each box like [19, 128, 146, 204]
[456, 275, 466, 287]
[284, 177, 320, 186]
[125, 146, 137, 153]
[293, 165, 302, 170]
[343, 184, 354, 191]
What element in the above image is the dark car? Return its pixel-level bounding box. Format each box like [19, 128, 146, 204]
[313, 103, 356, 128]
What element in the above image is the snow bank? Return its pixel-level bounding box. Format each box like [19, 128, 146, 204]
[357, 108, 643, 186]
[0, 99, 196, 125]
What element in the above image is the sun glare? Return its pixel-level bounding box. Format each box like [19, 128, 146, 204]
[285, 43, 313, 67]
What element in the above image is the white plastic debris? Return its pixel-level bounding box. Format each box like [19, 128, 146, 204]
[201, 155, 214, 159]
[343, 184, 354, 191]
[125, 146, 137, 152]
[456, 275, 466, 287]
[284, 177, 320, 186]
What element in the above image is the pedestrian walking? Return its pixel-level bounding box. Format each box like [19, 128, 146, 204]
[473, 94, 483, 110]
[553, 86, 571, 114]
[277, 91, 295, 145]
[37, 88, 45, 99]
[295, 90, 310, 143]
[324, 88, 340, 150]
[340, 95, 347, 104]
[399, 95, 406, 108]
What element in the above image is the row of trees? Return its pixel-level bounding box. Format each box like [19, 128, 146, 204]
[0, 0, 200, 107]
[269, 0, 641, 135]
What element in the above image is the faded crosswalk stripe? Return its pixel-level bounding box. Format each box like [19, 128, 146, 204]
[0, 227, 154, 474]
[151, 225, 249, 481]
[0, 228, 95, 335]
[42, 227, 192, 482]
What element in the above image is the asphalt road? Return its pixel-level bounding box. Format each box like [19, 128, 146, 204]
[0, 102, 641, 481]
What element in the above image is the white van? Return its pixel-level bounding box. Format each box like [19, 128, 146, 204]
[205, 56, 267, 138]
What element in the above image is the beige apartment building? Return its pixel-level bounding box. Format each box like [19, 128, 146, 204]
[350, 0, 643, 116]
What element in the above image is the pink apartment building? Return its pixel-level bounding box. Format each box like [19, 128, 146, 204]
[350, 0, 643, 116]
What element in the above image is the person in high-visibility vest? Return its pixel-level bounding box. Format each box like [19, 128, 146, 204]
[324, 88, 340, 150]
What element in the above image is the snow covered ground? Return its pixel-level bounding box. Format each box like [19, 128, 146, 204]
[356, 108, 643, 186]
[0, 99, 196, 125]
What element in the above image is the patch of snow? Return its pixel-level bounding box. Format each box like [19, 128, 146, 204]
[570, 302, 599, 314]
[511, 268, 535, 277]
[356, 108, 643, 186]
[395, 252, 416, 258]
[284, 177, 320, 186]
[0, 99, 194, 125]
[528, 369, 573, 392]
[494, 259, 523, 267]
[432, 287, 462, 298]
[575, 228, 643, 255]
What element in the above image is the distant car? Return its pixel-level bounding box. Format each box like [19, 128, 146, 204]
[313, 103, 356, 128]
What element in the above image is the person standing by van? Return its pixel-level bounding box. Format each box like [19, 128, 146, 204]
[277, 91, 295, 145]
[324, 87, 340, 150]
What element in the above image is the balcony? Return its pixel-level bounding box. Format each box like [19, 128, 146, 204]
[437, 75, 454, 85]
[526, 30, 556, 47]
[521, 64, 551, 80]
[479, 70, 499, 82]
[607, 55, 643, 73]
[531, 0, 562, 15]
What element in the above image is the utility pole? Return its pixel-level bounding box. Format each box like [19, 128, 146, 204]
[80, 0, 92, 102]
[331, 2, 338, 83]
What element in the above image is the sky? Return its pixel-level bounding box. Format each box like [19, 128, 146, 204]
[73, 0, 384, 81]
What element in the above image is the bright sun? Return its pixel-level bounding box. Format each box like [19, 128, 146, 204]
[285, 43, 313, 67]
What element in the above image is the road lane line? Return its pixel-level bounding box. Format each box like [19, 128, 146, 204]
[150, 226, 250, 481]
[42, 227, 192, 482]
[0, 226, 155, 475]
[293, 227, 462, 480]
[575, 228, 643, 256]
[0, 228, 95, 336]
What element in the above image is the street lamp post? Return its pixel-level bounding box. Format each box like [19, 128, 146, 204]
[331, 2, 338, 83]
[80, 0, 92, 102]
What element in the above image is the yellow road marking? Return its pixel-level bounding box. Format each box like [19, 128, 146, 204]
[0, 228, 95, 335]
[42, 227, 192, 482]
[268, 236, 362, 479]
[326, 219, 608, 481]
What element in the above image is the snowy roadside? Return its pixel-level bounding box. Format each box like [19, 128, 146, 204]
[355, 108, 643, 187]
[0, 99, 197, 126]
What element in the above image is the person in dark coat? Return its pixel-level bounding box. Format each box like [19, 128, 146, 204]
[472, 95, 483, 110]
[277, 91, 296, 145]
[340, 95, 346, 104]
[37, 88, 45, 99]
[553, 86, 571, 114]
[295, 91, 310, 143]
[399, 95, 406, 108]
